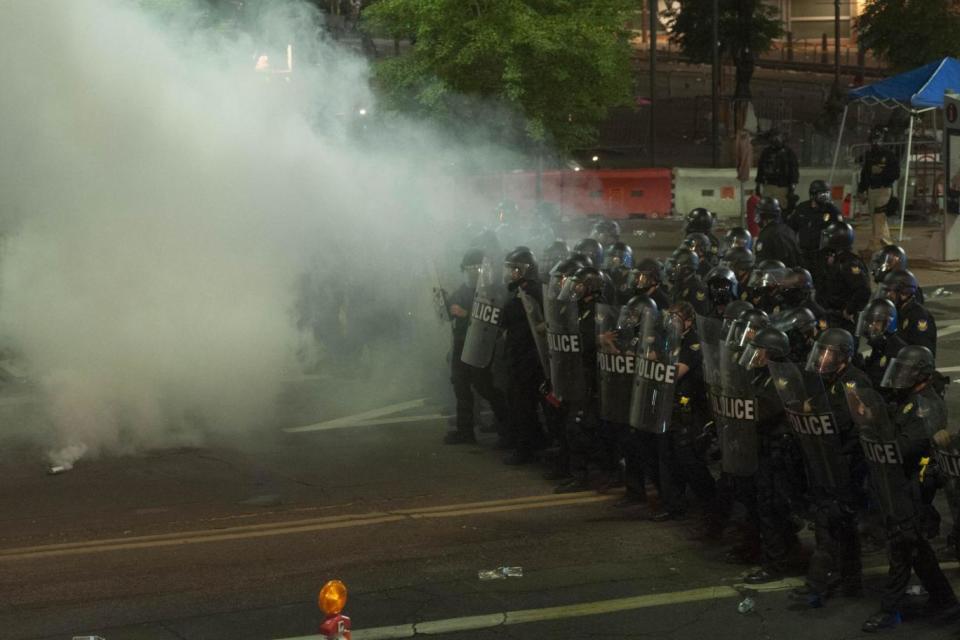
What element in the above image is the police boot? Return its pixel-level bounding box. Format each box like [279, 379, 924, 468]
[861, 611, 901, 633]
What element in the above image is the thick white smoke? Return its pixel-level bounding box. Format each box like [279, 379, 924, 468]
[0, 0, 497, 464]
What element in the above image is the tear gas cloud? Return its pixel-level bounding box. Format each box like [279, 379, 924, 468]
[0, 0, 510, 463]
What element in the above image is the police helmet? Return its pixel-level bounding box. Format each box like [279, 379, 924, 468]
[871, 245, 908, 284]
[880, 345, 935, 389]
[706, 266, 740, 306]
[806, 328, 854, 374]
[633, 257, 663, 290]
[722, 246, 756, 274]
[667, 248, 699, 283]
[684, 207, 716, 234]
[573, 237, 605, 268]
[503, 247, 538, 284]
[757, 197, 782, 225]
[590, 219, 620, 245]
[740, 327, 791, 369]
[881, 269, 919, 302]
[809, 180, 831, 202]
[856, 298, 898, 341]
[606, 241, 634, 269]
[724, 227, 753, 253]
[683, 232, 711, 259]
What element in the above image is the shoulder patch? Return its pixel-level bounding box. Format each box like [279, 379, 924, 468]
[902, 318, 910, 329]
[851, 265, 861, 275]
[756, 242, 763, 251]
[696, 291, 705, 301]
[879, 355, 887, 367]
[917, 319, 928, 332]
[740, 291, 748, 300]
[818, 318, 828, 330]
[691, 343, 701, 351]
[775, 377, 788, 391]
[823, 213, 831, 223]
[844, 381, 857, 390]
[903, 402, 914, 415]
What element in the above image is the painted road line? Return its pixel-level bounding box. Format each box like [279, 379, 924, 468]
[275, 562, 960, 640]
[938, 325, 960, 338]
[347, 414, 452, 428]
[284, 398, 428, 433]
[0, 491, 613, 562]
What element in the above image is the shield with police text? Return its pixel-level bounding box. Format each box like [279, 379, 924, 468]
[596, 303, 636, 424]
[461, 262, 510, 368]
[846, 384, 916, 521]
[519, 288, 551, 381]
[717, 335, 759, 476]
[767, 360, 843, 490]
[544, 283, 585, 404]
[629, 310, 681, 433]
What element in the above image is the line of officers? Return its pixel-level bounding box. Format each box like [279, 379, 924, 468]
[443, 187, 960, 634]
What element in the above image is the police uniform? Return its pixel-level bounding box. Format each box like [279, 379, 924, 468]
[897, 299, 937, 357]
[756, 145, 800, 205]
[858, 145, 900, 251]
[787, 200, 842, 270]
[756, 222, 802, 268]
[500, 281, 546, 456]
[672, 275, 711, 317]
[878, 389, 957, 615]
[651, 287, 671, 312]
[860, 333, 909, 391]
[657, 328, 717, 516]
[816, 251, 871, 333]
[449, 284, 509, 437]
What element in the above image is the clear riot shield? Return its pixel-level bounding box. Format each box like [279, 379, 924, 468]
[518, 288, 551, 380]
[461, 261, 509, 368]
[767, 360, 844, 491]
[845, 384, 916, 521]
[716, 336, 760, 476]
[629, 309, 681, 434]
[543, 282, 585, 405]
[596, 303, 635, 424]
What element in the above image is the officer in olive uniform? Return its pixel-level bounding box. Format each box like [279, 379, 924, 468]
[667, 247, 711, 316]
[445, 249, 510, 444]
[860, 346, 959, 632]
[755, 197, 802, 268]
[500, 247, 547, 464]
[881, 270, 937, 356]
[857, 126, 900, 252]
[651, 301, 718, 522]
[815, 222, 871, 333]
[787, 180, 843, 273]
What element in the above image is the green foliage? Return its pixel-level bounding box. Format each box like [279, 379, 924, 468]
[664, 0, 782, 99]
[857, 0, 960, 72]
[364, 0, 635, 152]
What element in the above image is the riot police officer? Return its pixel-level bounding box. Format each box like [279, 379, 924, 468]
[723, 227, 753, 254]
[755, 129, 800, 208]
[779, 267, 826, 320]
[857, 346, 959, 631]
[855, 298, 907, 390]
[720, 246, 756, 298]
[787, 179, 843, 271]
[541, 240, 571, 280]
[605, 242, 635, 301]
[744, 260, 787, 314]
[871, 244, 908, 286]
[815, 222, 871, 333]
[755, 197, 802, 268]
[445, 249, 510, 444]
[591, 219, 621, 246]
[740, 327, 801, 583]
[704, 266, 740, 318]
[500, 247, 547, 464]
[683, 232, 716, 277]
[631, 258, 671, 310]
[651, 301, 718, 522]
[572, 237, 605, 269]
[881, 270, 937, 356]
[791, 328, 871, 606]
[684, 207, 721, 259]
[667, 247, 710, 315]
[771, 307, 820, 365]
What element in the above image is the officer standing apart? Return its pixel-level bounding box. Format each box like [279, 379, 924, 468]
[444, 249, 510, 444]
[755, 130, 800, 209]
[787, 180, 843, 272]
[755, 198, 802, 269]
[857, 125, 901, 252]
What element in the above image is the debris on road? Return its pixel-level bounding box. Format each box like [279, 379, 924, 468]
[737, 596, 755, 614]
[478, 566, 523, 580]
[932, 287, 953, 297]
[47, 465, 69, 475]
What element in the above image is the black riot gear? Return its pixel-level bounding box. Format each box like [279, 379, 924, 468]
[820, 222, 855, 252]
[461, 248, 485, 289]
[558, 266, 608, 303]
[542, 240, 570, 273]
[705, 266, 739, 309]
[780, 268, 814, 306]
[503, 247, 539, 284]
[809, 180, 831, 202]
[685, 207, 716, 234]
[551, 256, 588, 279]
[757, 197, 782, 226]
[572, 237, 604, 268]
[721, 246, 756, 276]
[590, 219, 620, 246]
[728, 308, 770, 348]
[772, 306, 819, 363]
[856, 298, 898, 342]
[880, 345, 935, 390]
[757, 259, 786, 271]
[806, 328, 855, 375]
[739, 326, 790, 369]
[667, 247, 699, 284]
[633, 258, 662, 289]
[724, 227, 753, 253]
[871, 245, 908, 284]
[683, 232, 712, 261]
[721, 299, 754, 332]
[881, 268, 919, 301]
[605, 241, 634, 269]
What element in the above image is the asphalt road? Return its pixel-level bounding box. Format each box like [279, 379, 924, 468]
[4, 248, 960, 640]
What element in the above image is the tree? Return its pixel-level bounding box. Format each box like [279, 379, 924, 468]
[363, 0, 635, 153]
[857, 0, 960, 72]
[663, 0, 782, 100]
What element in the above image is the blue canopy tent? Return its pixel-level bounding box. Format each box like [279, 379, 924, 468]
[829, 57, 960, 240]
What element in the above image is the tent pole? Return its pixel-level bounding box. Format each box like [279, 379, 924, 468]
[898, 112, 915, 242]
[828, 104, 849, 186]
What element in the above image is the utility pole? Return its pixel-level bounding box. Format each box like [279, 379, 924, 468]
[711, 0, 720, 167]
[649, 0, 657, 167]
[833, 0, 841, 89]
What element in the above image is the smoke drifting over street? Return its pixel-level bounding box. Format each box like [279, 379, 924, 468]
[0, 0, 489, 464]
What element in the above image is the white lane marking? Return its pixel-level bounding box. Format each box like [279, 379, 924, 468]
[938, 325, 960, 338]
[274, 562, 960, 640]
[283, 399, 428, 433]
[939, 365, 960, 373]
[348, 414, 451, 428]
